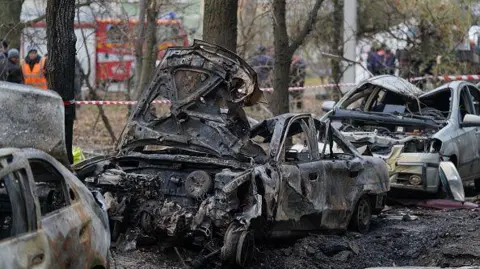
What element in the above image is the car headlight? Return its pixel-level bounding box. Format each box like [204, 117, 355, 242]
[408, 175, 422, 185]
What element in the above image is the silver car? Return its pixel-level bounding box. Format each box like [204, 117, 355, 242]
[321, 75, 480, 201]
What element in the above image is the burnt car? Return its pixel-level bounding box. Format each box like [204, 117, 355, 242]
[0, 148, 111, 269]
[0, 83, 110, 269]
[321, 75, 480, 201]
[74, 40, 389, 267]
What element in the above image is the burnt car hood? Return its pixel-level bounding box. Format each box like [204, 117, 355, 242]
[117, 40, 266, 162]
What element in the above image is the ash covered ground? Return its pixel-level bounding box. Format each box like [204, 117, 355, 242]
[111, 204, 480, 269]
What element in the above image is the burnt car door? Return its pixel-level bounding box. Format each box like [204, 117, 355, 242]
[272, 115, 326, 229]
[272, 116, 363, 231]
[316, 122, 366, 230]
[29, 156, 108, 268]
[467, 85, 480, 178]
[0, 149, 52, 269]
[451, 85, 479, 181]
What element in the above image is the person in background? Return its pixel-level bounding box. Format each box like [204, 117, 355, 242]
[0, 51, 7, 81]
[367, 46, 377, 74]
[373, 46, 386, 75]
[250, 45, 274, 88]
[289, 55, 307, 110]
[384, 49, 396, 75]
[21, 46, 47, 89]
[6, 49, 23, 84]
[0, 41, 8, 59]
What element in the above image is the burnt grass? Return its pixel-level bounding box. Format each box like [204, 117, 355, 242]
[111, 206, 480, 269]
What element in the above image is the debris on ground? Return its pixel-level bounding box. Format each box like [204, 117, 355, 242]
[108, 205, 479, 269]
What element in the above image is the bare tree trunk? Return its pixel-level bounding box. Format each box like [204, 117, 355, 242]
[270, 0, 324, 116]
[203, 0, 238, 51]
[46, 0, 76, 164]
[271, 0, 292, 116]
[0, 0, 23, 48]
[133, 0, 147, 99]
[331, 0, 343, 100]
[136, 1, 158, 99]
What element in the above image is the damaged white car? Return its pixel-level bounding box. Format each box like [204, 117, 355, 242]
[321, 75, 480, 201]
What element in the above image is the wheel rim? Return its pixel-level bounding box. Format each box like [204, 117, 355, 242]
[358, 199, 371, 225]
[236, 230, 255, 267]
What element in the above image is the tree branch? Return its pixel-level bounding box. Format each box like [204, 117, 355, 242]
[21, 0, 93, 28]
[289, 0, 324, 53]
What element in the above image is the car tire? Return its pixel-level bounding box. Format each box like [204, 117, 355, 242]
[221, 222, 255, 267]
[350, 196, 372, 234]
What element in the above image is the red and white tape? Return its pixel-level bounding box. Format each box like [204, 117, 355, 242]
[75, 83, 356, 105]
[75, 100, 171, 105]
[410, 74, 480, 82]
[261, 83, 355, 92]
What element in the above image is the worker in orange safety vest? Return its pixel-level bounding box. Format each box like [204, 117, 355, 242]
[21, 46, 47, 89]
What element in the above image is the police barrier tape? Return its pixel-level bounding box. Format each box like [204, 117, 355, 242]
[410, 74, 480, 82]
[74, 83, 357, 105]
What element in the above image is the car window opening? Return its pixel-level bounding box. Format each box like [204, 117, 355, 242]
[29, 161, 68, 216]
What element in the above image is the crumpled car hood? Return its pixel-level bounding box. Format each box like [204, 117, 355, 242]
[117, 40, 266, 162]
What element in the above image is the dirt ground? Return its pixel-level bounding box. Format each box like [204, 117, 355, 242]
[108, 205, 480, 269]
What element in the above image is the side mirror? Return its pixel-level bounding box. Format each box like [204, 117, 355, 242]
[460, 114, 480, 128]
[322, 100, 336, 112]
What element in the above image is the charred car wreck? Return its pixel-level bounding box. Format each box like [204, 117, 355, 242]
[74, 40, 389, 267]
[322, 75, 480, 201]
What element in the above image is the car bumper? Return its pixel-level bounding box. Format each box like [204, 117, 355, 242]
[386, 153, 441, 193]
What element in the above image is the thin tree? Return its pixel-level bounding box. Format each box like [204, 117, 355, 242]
[270, 0, 324, 116]
[203, 0, 238, 51]
[135, 0, 159, 99]
[46, 0, 76, 164]
[132, 0, 147, 100]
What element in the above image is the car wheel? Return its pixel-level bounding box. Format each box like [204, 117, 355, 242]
[221, 222, 255, 267]
[350, 196, 372, 233]
[236, 229, 255, 267]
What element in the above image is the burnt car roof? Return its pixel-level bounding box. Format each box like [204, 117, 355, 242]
[420, 80, 477, 98]
[355, 75, 424, 98]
